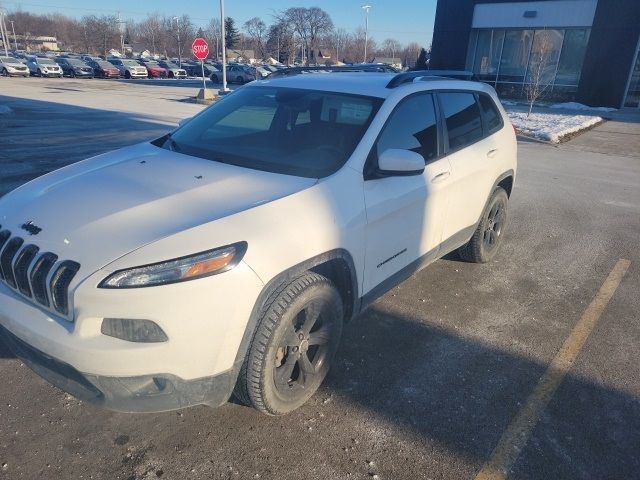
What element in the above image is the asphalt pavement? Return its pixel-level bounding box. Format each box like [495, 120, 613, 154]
[0, 77, 639, 480]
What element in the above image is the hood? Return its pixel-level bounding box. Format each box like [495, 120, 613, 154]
[0, 142, 317, 275]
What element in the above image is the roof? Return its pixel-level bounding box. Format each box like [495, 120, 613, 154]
[251, 72, 489, 99]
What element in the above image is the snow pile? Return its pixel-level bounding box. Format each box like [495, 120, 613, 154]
[550, 102, 616, 112]
[507, 111, 602, 143]
[0, 105, 11, 115]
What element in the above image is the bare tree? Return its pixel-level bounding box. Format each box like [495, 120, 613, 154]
[206, 17, 221, 59]
[381, 38, 401, 59]
[329, 27, 349, 63]
[403, 42, 422, 68]
[138, 13, 163, 55]
[525, 30, 555, 117]
[82, 15, 118, 56]
[244, 17, 267, 60]
[266, 21, 294, 64]
[280, 7, 332, 64]
[306, 7, 332, 62]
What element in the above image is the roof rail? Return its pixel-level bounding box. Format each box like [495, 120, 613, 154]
[386, 70, 475, 89]
[268, 64, 399, 78]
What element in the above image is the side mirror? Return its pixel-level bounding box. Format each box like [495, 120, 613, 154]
[377, 149, 425, 176]
[178, 117, 192, 127]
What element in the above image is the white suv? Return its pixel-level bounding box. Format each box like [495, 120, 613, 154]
[109, 58, 148, 79]
[0, 72, 516, 415]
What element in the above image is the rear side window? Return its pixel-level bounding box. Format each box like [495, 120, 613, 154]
[376, 93, 438, 163]
[439, 92, 483, 151]
[478, 94, 503, 135]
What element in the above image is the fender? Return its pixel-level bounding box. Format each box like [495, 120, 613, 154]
[228, 249, 359, 388]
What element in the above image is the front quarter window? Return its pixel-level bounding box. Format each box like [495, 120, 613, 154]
[162, 86, 382, 178]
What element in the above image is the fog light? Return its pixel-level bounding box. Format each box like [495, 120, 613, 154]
[101, 318, 168, 343]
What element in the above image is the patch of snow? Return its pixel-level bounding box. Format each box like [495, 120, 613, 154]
[550, 102, 616, 112]
[507, 111, 602, 143]
[0, 105, 12, 115]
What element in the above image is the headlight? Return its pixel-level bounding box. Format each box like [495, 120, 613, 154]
[99, 242, 247, 288]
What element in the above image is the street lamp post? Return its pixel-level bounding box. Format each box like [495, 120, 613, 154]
[362, 5, 371, 64]
[219, 0, 229, 92]
[173, 16, 182, 67]
[10, 20, 17, 50]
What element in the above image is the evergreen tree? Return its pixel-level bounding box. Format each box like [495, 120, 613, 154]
[225, 17, 239, 49]
[412, 48, 428, 70]
[196, 27, 205, 39]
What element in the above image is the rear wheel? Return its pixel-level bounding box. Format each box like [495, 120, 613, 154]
[236, 75, 244, 84]
[235, 272, 344, 415]
[458, 187, 509, 263]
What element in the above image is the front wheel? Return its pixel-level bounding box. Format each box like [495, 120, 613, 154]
[124, 70, 131, 79]
[235, 272, 344, 415]
[458, 187, 509, 263]
[1, 68, 8, 76]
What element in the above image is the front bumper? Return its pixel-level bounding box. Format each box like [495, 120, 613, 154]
[0, 260, 263, 411]
[0, 324, 236, 412]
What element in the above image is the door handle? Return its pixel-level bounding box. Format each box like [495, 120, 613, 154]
[431, 171, 450, 183]
[487, 149, 499, 158]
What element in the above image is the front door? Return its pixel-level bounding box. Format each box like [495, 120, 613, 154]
[362, 92, 452, 295]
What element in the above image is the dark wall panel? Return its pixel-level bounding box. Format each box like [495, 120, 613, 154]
[577, 0, 640, 107]
[430, 0, 476, 69]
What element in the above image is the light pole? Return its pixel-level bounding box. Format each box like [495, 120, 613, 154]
[219, 0, 229, 92]
[362, 5, 371, 64]
[9, 19, 16, 50]
[173, 16, 182, 67]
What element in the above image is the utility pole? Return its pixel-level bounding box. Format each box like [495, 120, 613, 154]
[173, 17, 181, 67]
[9, 19, 16, 50]
[219, 0, 228, 92]
[362, 5, 371, 63]
[117, 12, 125, 56]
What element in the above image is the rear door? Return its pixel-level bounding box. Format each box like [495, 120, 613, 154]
[362, 92, 452, 294]
[437, 91, 497, 243]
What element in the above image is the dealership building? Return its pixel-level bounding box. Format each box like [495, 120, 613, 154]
[430, 0, 640, 108]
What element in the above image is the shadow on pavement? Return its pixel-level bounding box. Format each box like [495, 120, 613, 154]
[0, 95, 175, 196]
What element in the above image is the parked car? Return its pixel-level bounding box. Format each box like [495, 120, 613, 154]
[55, 58, 94, 78]
[0, 71, 516, 415]
[138, 59, 168, 78]
[0, 56, 29, 77]
[181, 62, 214, 77]
[86, 60, 120, 79]
[109, 58, 148, 79]
[158, 60, 187, 79]
[25, 56, 62, 77]
[210, 63, 256, 84]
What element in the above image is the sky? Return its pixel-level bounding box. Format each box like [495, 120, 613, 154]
[3, 0, 437, 47]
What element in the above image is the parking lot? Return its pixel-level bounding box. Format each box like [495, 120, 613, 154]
[1, 77, 639, 480]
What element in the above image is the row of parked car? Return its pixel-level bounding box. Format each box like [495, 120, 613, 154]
[1, 51, 286, 84]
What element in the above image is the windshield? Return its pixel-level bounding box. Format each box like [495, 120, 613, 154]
[66, 59, 85, 66]
[145, 61, 160, 66]
[161, 86, 383, 178]
[37, 58, 56, 65]
[98, 61, 115, 68]
[122, 60, 139, 66]
[1, 56, 20, 63]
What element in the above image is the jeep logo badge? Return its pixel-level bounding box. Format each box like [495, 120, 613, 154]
[20, 221, 42, 236]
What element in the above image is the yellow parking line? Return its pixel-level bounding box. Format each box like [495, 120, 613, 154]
[474, 258, 631, 480]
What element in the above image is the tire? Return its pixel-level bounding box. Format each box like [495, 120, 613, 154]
[125, 70, 131, 79]
[236, 75, 244, 84]
[235, 272, 344, 415]
[458, 187, 509, 263]
[37, 69, 43, 77]
[1, 68, 7, 77]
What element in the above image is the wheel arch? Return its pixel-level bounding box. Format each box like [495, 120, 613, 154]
[228, 250, 359, 389]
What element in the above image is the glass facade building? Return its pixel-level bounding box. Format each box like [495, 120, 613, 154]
[431, 0, 640, 108]
[466, 27, 591, 99]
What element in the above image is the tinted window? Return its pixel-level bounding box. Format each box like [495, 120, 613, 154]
[165, 86, 382, 178]
[376, 93, 438, 163]
[440, 92, 483, 151]
[478, 94, 503, 134]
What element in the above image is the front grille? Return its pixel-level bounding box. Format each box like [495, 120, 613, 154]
[0, 226, 80, 318]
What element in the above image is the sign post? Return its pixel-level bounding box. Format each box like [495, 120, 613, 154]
[192, 37, 214, 103]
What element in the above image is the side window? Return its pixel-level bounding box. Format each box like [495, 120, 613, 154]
[376, 93, 438, 163]
[478, 94, 503, 135]
[440, 92, 483, 151]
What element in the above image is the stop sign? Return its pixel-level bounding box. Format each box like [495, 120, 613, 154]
[192, 38, 209, 60]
